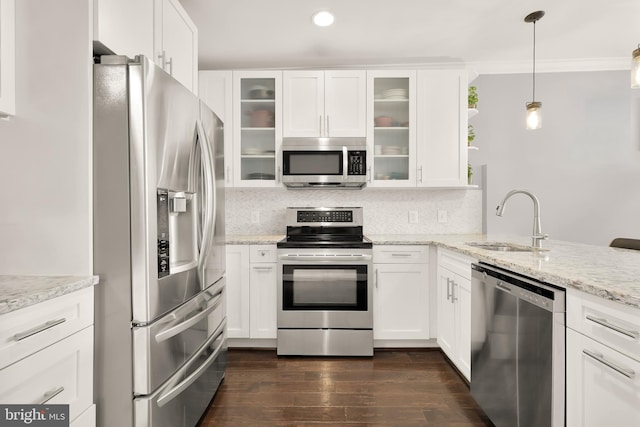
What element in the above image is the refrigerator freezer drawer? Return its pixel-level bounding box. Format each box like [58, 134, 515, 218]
[134, 322, 227, 427]
[133, 278, 226, 395]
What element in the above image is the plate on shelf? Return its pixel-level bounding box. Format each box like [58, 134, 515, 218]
[242, 148, 275, 155]
[383, 88, 408, 99]
[248, 86, 274, 99]
[246, 173, 275, 180]
[381, 146, 402, 155]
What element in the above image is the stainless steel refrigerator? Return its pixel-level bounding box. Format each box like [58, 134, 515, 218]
[93, 55, 226, 427]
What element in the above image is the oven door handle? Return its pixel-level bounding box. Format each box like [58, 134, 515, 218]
[278, 254, 372, 262]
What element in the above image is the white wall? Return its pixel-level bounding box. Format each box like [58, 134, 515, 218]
[0, 0, 93, 274]
[225, 188, 483, 236]
[472, 70, 640, 246]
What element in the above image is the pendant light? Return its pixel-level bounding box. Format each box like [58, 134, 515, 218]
[525, 11, 545, 130]
[632, 44, 640, 88]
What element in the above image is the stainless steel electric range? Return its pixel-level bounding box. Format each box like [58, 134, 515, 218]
[276, 207, 373, 356]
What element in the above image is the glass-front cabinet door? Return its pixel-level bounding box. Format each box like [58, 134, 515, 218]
[232, 71, 282, 187]
[367, 71, 416, 187]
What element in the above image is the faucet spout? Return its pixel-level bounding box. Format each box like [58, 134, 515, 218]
[495, 189, 548, 248]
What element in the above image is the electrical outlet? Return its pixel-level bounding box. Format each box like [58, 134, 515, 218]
[437, 210, 448, 223]
[409, 210, 418, 224]
[251, 211, 260, 224]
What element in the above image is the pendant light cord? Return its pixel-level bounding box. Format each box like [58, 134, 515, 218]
[532, 21, 536, 102]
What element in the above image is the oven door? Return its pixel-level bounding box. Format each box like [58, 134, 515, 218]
[277, 249, 373, 329]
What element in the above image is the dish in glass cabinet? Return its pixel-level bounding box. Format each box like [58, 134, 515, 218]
[246, 172, 275, 180]
[248, 86, 274, 99]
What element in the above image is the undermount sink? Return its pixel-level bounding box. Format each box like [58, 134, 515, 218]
[466, 242, 549, 252]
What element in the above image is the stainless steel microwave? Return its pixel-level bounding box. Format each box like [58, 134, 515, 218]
[281, 137, 367, 189]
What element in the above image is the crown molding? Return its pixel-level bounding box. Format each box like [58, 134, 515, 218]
[467, 57, 630, 75]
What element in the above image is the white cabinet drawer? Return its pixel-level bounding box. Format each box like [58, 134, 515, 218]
[373, 245, 429, 264]
[70, 404, 96, 427]
[437, 247, 475, 280]
[0, 287, 94, 369]
[567, 289, 640, 361]
[567, 328, 640, 426]
[0, 326, 93, 423]
[250, 245, 277, 263]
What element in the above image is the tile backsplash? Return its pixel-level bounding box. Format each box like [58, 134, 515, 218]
[224, 188, 482, 236]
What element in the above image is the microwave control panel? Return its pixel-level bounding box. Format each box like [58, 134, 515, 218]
[347, 151, 366, 175]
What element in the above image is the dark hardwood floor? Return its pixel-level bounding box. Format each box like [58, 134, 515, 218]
[199, 348, 493, 426]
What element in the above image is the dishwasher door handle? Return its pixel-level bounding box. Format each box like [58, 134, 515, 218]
[496, 281, 512, 293]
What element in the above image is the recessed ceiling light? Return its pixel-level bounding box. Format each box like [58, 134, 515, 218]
[312, 11, 335, 27]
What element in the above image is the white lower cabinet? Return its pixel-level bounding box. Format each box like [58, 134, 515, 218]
[225, 245, 251, 338]
[373, 246, 430, 344]
[567, 328, 640, 426]
[0, 287, 95, 426]
[436, 248, 474, 380]
[225, 244, 277, 342]
[566, 288, 640, 426]
[0, 327, 94, 421]
[249, 246, 277, 339]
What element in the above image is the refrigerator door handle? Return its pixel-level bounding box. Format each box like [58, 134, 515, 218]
[154, 288, 224, 343]
[195, 120, 216, 286]
[156, 320, 226, 408]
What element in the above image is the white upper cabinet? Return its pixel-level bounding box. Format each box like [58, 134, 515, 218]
[367, 70, 417, 187]
[199, 70, 234, 186]
[282, 70, 366, 137]
[232, 70, 283, 187]
[416, 69, 468, 187]
[93, 0, 197, 92]
[154, 0, 198, 92]
[93, 0, 154, 60]
[0, 0, 16, 117]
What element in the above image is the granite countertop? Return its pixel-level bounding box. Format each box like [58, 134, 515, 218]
[228, 233, 640, 310]
[226, 234, 284, 245]
[369, 234, 640, 310]
[0, 275, 99, 315]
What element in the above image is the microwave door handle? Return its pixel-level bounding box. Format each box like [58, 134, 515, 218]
[343, 146, 348, 178]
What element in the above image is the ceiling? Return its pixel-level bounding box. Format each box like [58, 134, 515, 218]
[180, 0, 639, 73]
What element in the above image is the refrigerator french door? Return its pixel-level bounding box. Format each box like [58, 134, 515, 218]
[93, 55, 226, 427]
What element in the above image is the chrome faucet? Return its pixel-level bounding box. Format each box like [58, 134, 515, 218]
[496, 189, 548, 248]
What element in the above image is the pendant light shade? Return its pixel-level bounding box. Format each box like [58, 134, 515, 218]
[526, 101, 542, 130]
[632, 45, 640, 88]
[524, 11, 545, 130]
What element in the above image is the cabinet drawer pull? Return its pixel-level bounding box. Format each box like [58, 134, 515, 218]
[14, 318, 66, 341]
[446, 278, 452, 301]
[252, 266, 273, 271]
[451, 281, 458, 302]
[40, 386, 65, 404]
[585, 315, 640, 340]
[583, 349, 635, 379]
[390, 253, 412, 257]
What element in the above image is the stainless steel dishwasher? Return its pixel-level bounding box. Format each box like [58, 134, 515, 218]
[470, 263, 565, 427]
